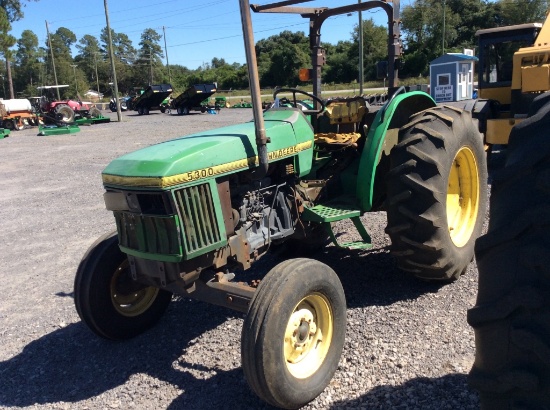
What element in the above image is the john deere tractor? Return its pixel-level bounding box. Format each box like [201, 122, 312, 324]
[74, 1, 487, 408]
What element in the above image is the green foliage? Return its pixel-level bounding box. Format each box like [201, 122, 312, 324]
[14, 29, 41, 90]
[7, 0, 550, 98]
[0, 0, 37, 23]
[497, 0, 548, 25]
[401, 0, 548, 76]
[256, 31, 310, 87]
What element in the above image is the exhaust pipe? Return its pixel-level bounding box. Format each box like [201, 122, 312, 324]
[239, 0, 269, 179]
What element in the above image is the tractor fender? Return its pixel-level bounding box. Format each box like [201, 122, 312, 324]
[356, 91, 436, 212]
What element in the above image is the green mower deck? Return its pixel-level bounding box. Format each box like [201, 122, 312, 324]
[0, 128, 10, 139]
[38, 124, 81, 136]
[75, 115, 111, 125]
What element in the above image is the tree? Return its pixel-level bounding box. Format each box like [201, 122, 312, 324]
[350, 18, 388, 81]
[99, 28, 137, 93]
[0, 8, 16, 98]
[324, 40, 357, 84]
[256, 31, 310, 87]
[14, 29, 42, 94]
[75, 34, 104, 93]
[135, 28, 164, 85]
[497, 0, 548, 25]
[44, 27, 83, 97]
[0, 1, 39, 97]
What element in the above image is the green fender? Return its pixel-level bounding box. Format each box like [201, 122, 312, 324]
[356, 91, 436, 212]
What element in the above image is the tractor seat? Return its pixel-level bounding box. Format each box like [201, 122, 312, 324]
[314, 97, 368, 148]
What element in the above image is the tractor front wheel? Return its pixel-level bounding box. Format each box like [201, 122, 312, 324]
[3, 119, 14, 130]
[89, 107, 101, 118]
[241, 258, 346, 409]
[74, 231, 172, 340]
[386, 105, 487, 281]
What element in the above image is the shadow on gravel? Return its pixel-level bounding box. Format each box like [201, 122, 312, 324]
[238, 244, 448, 312]
[0, 298, 245, 407]
[0, 230, 468, 408]
[329, 373, 479, 409]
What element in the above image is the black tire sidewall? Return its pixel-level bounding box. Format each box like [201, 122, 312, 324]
[387, 107, 488, 280]
[242, 259, 346, 408]
[75, 233, 172, 340]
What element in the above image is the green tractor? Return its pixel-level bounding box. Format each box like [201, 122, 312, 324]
[74, 0, 487, 408]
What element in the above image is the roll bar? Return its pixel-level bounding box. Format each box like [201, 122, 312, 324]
[238, 0, 401, 178]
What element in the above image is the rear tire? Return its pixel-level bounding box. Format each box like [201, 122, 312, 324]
[468, 92, 550, 409]
[74, 231, 172, 340]
[386, 105, 487, 281]
[54, 104, 75, 123]
[241, 258, 346, 409]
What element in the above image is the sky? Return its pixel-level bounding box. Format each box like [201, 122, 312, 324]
[9, 0, 398, 69]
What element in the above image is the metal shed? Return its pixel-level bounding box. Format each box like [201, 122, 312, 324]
[429, 53, 478, 103]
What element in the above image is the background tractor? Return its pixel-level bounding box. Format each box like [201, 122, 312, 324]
[457, 15, 550, 153]
[37, 85, 101, 124]
[74, 1, 488, 408]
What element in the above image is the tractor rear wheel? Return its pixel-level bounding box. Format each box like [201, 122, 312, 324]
[386, 106, 487, 281]
[241, 258, 346, 409]
[54, 104, 75, 123]
[89, 106, 101, 118]
[468, 92, 550, 409]
[74, 231, 172, 340]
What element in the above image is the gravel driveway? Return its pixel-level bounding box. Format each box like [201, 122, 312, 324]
[0, 108, 489, 409]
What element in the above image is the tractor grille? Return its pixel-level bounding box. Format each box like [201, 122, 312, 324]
[174, 183, 221, 255]
[115, 212, 181, 256]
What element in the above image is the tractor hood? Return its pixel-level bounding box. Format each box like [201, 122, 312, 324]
[102, 109, 314, 189]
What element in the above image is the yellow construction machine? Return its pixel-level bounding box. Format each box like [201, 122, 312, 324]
[475, 14, 550, 147]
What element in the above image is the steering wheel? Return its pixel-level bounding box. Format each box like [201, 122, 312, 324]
[273, 88, 325, 115]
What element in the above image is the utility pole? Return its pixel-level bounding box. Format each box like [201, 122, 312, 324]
[358, 0, 364, 95]
[94, 52, 100, 100]
[149, 47, 153, 85]
[104, 0, 121, 122]
[70, 64, 78, 94]
[442, 0, 446, 55]
[45, 20, 60, 100]
[163, 26, 171, 84]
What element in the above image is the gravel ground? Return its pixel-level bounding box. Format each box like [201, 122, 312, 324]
[0, 108, 494, 409]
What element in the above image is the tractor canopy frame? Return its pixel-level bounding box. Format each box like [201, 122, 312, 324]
[239, 0, 401, 177]
[250, 0, 401, 102]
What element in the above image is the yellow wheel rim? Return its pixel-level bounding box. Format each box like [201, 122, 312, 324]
[284, 293, 333, 379]
[110, 260, 159, 317]
[447, 146, 480, 247]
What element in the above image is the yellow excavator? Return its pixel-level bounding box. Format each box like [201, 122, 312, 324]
[474, 14, 550, 148]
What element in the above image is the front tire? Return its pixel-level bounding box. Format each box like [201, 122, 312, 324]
[89, 106, 101, 118]
[386, 105, 487, 281]
[468, 92, 550, 409]
[74, 231, 172, 340]
[241, 258, 346, 409]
